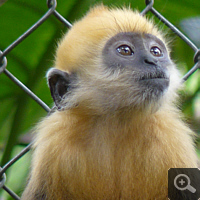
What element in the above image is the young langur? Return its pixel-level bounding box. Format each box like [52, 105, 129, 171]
[21, 5, 199, 200]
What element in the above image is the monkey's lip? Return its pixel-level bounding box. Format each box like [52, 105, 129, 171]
[138, 72, 170, 94]
[139, 72, 169, 81]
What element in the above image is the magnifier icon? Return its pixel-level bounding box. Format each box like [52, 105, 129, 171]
[174, 174, 196, 193]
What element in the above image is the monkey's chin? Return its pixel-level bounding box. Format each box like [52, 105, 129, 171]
[137, 78, 170, 113]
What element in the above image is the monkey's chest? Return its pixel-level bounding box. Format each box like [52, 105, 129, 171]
[57, 140, 168, 200]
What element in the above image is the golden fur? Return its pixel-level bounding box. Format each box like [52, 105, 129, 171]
[21, 5, 198, 200]
[56, 6, 164, 73]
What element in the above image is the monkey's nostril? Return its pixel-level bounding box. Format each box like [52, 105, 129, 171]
[144, 59, 157, 66]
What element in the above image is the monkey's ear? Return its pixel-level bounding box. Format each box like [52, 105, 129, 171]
[47, 68, 72, 110]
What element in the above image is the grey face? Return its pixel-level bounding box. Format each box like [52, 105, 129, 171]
[102, 32, 171, 97]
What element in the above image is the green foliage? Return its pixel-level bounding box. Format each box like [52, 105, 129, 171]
[0, 0, 199, 199]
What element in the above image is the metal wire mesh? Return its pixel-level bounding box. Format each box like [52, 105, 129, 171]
[0, 0, 199, 199]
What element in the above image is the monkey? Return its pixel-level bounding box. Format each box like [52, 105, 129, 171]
[21, 5, 199, 200]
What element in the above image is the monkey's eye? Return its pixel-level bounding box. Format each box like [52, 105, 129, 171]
[150, 46, 163, 57]
[116, 45, 134, 56]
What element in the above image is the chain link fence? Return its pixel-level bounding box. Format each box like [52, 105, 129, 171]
[0, 0, 199, 199]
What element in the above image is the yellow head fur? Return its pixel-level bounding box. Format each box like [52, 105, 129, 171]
[56, 6, 164, 73]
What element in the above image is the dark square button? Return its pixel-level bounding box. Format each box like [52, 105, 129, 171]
[168, 168, 200, 200]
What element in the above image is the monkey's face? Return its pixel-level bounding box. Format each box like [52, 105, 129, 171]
[100, 32, 172, 111]
[48, 32, 180, 114]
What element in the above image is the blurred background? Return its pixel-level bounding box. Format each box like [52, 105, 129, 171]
[0, 0, 199, 199]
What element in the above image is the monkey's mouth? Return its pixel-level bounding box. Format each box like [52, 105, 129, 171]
[139, 71, 169, 81]
[138, 71, 170, 95]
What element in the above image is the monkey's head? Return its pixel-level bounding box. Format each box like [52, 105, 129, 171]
[47, 6, 181, 115]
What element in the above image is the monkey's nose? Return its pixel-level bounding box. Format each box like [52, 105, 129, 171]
[144, 58, 157, 66]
